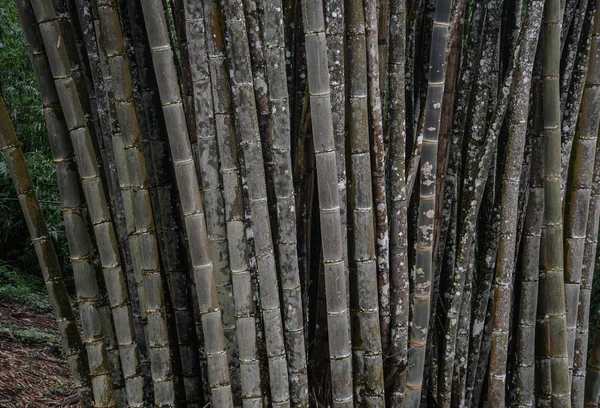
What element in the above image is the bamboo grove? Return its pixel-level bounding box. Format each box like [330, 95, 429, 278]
[3, 0, 600, 405]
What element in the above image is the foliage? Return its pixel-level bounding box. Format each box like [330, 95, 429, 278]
[0, 264, 53, 312]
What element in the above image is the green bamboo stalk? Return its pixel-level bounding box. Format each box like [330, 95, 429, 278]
[257, 0, 310, 404]
[541, 0, 571, 401]
[301, 0, 353, 405]
[564, 0, 600, 392]
[219, 1, 292, 405]
[488, 0, 543, 403]
[402, 0, 452, 403]
[140, 0, 234, 405]
[387, 0, 408, 402]
[346, 0, 385, 404]
[0, 93, 94, 408]
[26, 0, 148, 405]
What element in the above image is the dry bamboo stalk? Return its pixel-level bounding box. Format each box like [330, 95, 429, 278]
[346, 0, 385, 404]
[402, 0, 452, 403]
[140, 0, 234, 405]
[387, 0, 408, 403]
[301, 0, 353, 405]
[0, 92, 94, 408]
[488, 0, 544, 403]
[27, 0, 148, 405]
[257, 0, 310, 404]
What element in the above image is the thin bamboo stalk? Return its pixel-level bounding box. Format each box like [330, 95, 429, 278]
[257, 0, 310, 404]
[220, 1, 292, 405]
[488, 0, 543, 403]
[387, 0, 408, 402]
[301, 0, 353, 405]
[346, 0, 385, 404]
[0, 92, 94, 408]
[139, 1, 234, 405]
[402, 0, 452, 403]
[27, 0, 147, 405]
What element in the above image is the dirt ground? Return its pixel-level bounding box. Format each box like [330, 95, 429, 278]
[0, 303, 79, 407]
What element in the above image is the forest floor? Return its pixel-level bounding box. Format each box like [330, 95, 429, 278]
[0, 266, 79, 407]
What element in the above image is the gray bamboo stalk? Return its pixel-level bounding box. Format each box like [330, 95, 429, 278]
[363, 0, 390, 358]
[560, 0, 595, 197]
[301, 0, 353, 405]
[220, 1, 292, 405]
[181, 0, 239, 398]
[200, 0, 264, 404]
[541, 0, 571, 401]
[378, 0, 389, 101]
[436, 25, 520, 408]
[15, 2, 119, 406]
[583, 135, 600, 406]
[97, 1, 203, 405]
[200, 1, 264, 403]
[257, 0, 310, 404]
[564, 0, 600, 391]
[27, 0, 148, 405]
[324, 0, 348, 295]
[387, 0, 408, 403]
[139, 1, 234, 405]
[0, 93, 94, 408]
[346, 0, 385, 404]
[488, 0, 543, 403]
[402, 0, 452, 404]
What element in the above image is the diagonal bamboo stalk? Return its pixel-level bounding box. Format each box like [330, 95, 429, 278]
[301, 0, 353, 405]
[0, 91, 94, 408]
[26, 0, 148, 404]
[139, 0, 234, 405]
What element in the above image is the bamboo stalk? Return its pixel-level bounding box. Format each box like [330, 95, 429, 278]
[301, 0, 353, 405]
[402, 0, 452, 403]
[0, 91, 94, 408]
[220, 0, 292, 405]
[387, 0, 408, 402]
[26, 0, 148, 405]
[540, 0, 571, 401]
[139, 1, 234, 405]
[488, 0, 543, 403]
[257, 0, 310, 404]
[346, 0, 385, 404]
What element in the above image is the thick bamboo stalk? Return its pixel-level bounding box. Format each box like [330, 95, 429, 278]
[27, 0, 147, 405]
[220, 0, 291, 405]
[0, 93, 94, 408]
[15, 2, 119, 406]
[488, 0, 543, 403]
[139, 1, 234, 405]
[564, 0, 600, 393]
[301, 0, 353, 405]
[346, 0, 385, 404]
[387, 0, 408, 402]
[200, 0, 264, 404]
[541, 0, 571, 401]
[402, 0, 452, 403]
[256, 0, 310, 404]
[181, 0, 239, 400]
